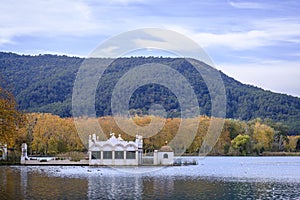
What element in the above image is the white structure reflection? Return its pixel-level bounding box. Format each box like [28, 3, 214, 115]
[87, 175, 142, 199]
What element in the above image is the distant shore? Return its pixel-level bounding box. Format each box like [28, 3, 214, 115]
[261, 151, 300, 156]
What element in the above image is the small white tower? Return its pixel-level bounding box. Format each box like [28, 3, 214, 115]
[154, 141, 174, 165]
[136, 135, 143, 165]
[0, 144, 7, 160]
[21, 142, 29, 164]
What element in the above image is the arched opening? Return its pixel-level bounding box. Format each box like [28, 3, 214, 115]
[296, 139, 300, 151]
[0, 149, 3, 159]
[163, 153, 168, 159]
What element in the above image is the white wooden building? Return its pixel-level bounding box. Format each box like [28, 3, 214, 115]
[88, 133, 143, 166]
[88, 133, 175, 166]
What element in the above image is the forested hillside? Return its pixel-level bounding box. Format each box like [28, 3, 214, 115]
[0, 52, 300, 135]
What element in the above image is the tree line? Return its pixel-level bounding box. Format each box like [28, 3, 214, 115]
[1, 85, 300, 156]
[3, 111, 300, 156]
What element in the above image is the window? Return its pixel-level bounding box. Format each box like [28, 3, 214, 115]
[91, 151, 100, 159]
[126, 151, 136, 159]
[103, 151, 112, 159]
[115, 151, 124, 159]
[163, 153, 168, 159]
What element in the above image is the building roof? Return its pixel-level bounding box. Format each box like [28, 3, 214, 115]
[158, 145, 173, 152]
[89, 133, 143, 151]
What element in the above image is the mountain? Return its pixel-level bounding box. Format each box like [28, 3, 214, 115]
[0, 52, 299, 135]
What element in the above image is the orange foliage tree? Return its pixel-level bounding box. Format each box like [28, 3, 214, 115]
[0, 87, 25, 147]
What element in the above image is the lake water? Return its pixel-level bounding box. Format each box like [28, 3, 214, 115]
[1, 157, 300, 199]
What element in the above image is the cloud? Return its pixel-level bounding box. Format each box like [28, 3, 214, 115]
[218, 60, 300, 97]
[252, 18, 300, 41]
[228, 1, 271, 9]
[192, 31, 269, 50]
[166, 18, 300, 50]
[165, 26, 269, 50]
[102, 0, 145, 5]
[133, 28, 200, 52]
[2, 0, 298, 52]
[90, 46, 120, 57]
[0, 0, 99, 46]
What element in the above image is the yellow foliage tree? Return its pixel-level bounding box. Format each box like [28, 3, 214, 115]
[252, 122, 274, 153]
[30, 113, 84, 155]
[0, 87, 25, 147]
[286, 135, 300, 152]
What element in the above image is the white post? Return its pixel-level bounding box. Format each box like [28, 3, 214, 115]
[153, 150, 158, 165]
[112, 150, 115, 165]
[136, 135, 143, 165]
[88, 151, 91, 165]
[92, 134, 97, 141]
[3, 144, 7, 160]
[136, 151, 139, 165]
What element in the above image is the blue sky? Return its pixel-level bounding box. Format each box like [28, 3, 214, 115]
[0, 0, 300, 97]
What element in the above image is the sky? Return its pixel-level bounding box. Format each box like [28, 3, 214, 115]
[0, 0, 300, 97]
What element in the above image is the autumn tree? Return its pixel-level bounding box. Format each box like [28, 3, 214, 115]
[231, 134, 250, 155]
[286, 135, 300, 152]
[263, 119, 289, 151]
[252, 122, 274, 154]
[0, 86, 25, 147]
[30, 113, 84, 155]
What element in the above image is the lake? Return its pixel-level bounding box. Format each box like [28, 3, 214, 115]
[1, 157, 300, 199]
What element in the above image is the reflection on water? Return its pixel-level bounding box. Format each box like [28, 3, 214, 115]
[1, 157, 300, 199]
[0, 166, 88, 200]
[88, 175, 143, 199]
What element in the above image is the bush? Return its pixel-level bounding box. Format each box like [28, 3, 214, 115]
[57, 151, 87, 162]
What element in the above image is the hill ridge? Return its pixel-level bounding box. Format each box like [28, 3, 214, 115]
[0, 51, 299, 135]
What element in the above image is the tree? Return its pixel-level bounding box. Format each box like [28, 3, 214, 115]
[30, 113, 84, 155]
[231, 134, 250, 155]
[0, 86, 25, 147]
[267, 121, 289, 151]
[286, 135, 300, 152]
[252, 122, 274, 153]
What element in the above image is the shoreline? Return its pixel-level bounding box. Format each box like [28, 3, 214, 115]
[1, 153, 300, 166]
[185, 152, 300, 157]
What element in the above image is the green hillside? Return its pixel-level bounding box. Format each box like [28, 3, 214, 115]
[0, 52, 299, 135]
